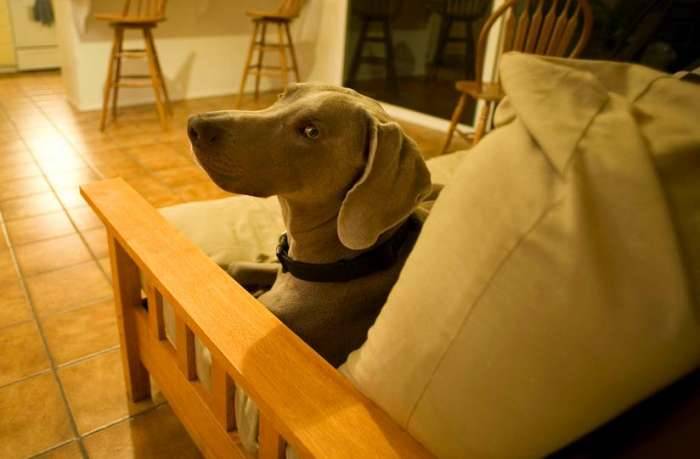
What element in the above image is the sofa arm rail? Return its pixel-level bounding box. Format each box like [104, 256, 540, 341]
[80, 178, 431, 459]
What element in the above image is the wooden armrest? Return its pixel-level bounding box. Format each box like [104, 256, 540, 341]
[80, 178, 431, 459]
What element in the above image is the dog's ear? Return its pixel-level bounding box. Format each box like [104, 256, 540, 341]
[338, 117, 431, 250]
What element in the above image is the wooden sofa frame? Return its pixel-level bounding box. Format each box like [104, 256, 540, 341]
[81, 179, 431, 459]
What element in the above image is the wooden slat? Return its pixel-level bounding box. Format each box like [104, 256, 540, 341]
[146, 282, 166, 340]
[212, 360, 236, 432]
[501, 7, 516, 53]
[80, 179, 432, 459]
[133, 308, 248, 459]
[108, 236, 151, 402]
[546, 0, 572, 55]
[260, 414, 286, 459]
[524, 1, 543, 52]
[536, 0, 559, 54]
[512, 0, 531, 51]
[556, 4, 580, 56]
[176, 317, 197, 381]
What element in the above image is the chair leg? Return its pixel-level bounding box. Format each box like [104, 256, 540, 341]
[382, 18, 398, 93]
[100, 26, 121, 131]
[111, 27, 124, 121]
[237, 20, 260, 108]
[143, 28, 168, 129]
[276, 23, 290, 89]
[441, 92, 468, 155]
[472, 102, 492, 145]
[146, 30, 172, 114]
[347, 17, 369, 86]
[284, 23, 300, 82]
[254, 21, 268, 101]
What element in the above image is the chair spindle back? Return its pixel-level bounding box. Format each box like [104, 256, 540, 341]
[476, 0, 592, 82]
[121, 0, 168, 19]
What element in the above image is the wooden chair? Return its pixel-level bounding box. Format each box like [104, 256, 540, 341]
[427, 0, 491, 80]
[236, 0, 304, 107]
[441, 0, 593, 154]
[80, 178, 432, 459]
[346, 0, 402, 92]
[96, 0, 171, 131]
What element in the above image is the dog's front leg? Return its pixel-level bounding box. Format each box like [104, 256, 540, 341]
[227, 261, 280, 292]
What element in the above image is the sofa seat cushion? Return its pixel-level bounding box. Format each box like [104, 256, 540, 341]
[341, 53, 700, 459]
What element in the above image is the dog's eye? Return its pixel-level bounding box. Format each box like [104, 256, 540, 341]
[303, 125, 320, 140]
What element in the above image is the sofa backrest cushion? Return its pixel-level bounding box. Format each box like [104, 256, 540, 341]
[341, 53, 700, 459]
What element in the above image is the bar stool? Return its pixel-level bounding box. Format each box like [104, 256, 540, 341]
[95, 0, 171, 130]
[346, 0, 401, 92]
[236, 0, 304, 107]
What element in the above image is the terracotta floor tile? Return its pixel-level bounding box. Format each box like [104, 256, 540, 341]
[0, 176, 50, 201]
[33, 441, 83, 459]
[0, 321, 50, 386]
[97, 164, 145, 179]
[5, 212, 75, 246]
[55, 187, 88, 209]
[81, 228, 108, 258]
[46, 168, 100, 191]
[0, 150, 33, 167]
[152, 166, 210, 188]
[67, 207, 103, 231]
[0, 279, 31, 328]
[0, 192, 62, 221]
[98, 257, 112, 280]
[25, 261, 112, 316]
[0, 373, 75, 459]
[43, 299, 118, 365]
[15, 234, 92, 276]
[59, 350, 156, 434]
[0, 249, 18, 285]
[83, 404, 200, 459]
[0, 161, 41, 183]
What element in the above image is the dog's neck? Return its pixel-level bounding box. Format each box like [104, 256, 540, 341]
[277, 196, 362, 264]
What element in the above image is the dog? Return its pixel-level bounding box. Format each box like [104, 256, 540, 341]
[187, 83, 432, 367]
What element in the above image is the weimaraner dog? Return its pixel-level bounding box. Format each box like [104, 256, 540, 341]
[187, 83, 432, 366]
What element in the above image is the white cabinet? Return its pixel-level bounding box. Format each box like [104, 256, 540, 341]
[8, 0, 60, 70]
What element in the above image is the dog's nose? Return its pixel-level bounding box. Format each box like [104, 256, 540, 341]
[188, 115, 222, 146]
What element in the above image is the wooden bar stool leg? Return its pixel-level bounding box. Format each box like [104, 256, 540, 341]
[254, 21, 269, 101]
[441, 93, 468, 155]
[143, 27, 168, 129]
[237, 20, 260, 108]
[100, 26, 121, 131]
[347, 17, 369, 86]
[283, 23, 300, 82]
[277, 23, 289, 89]
[147, 30, 172, 114]
[111, 26, 124, 121]
[382, 18, 398, 92]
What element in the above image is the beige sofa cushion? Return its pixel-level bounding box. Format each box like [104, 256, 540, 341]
[341, 53, 700, 459]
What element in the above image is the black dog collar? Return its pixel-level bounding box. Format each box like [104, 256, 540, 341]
[276, 218, 417, 283]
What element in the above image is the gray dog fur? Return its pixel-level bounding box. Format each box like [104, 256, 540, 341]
[188, 83, 432, 366]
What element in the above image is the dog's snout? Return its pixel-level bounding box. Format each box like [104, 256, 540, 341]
[188, 116, 223, 146]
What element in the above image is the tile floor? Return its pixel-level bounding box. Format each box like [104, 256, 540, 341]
[0, 70, 467, 459]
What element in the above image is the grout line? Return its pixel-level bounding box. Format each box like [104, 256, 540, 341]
[26, 439, 77, 459]
[0, 368, 52, 391]
[55, 345, 121, 370]
[80, 400, 169, 439]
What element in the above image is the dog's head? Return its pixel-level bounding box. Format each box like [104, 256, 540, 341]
[188, 83, 431, 250]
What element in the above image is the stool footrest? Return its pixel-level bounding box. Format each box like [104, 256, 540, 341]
[117, 75, 154, 88]
[117, 50, 148, 59]
[254, 43, 290, 49]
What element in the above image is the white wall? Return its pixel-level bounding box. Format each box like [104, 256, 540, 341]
[55, 0, 342, 111]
